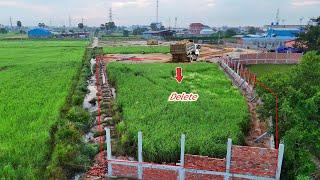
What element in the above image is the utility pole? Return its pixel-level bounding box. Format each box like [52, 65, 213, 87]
[81, 18, 84, 24]
[169, 18, 171, 30]
[156, 0, 159, 23]
[109, 8, 113, 22]
[299, 17, 304, 26]
[9, 16, 13, 30]
[275, 8, 280, 25]
[174, 17, 177, 29]
[68, 15, 72, 27]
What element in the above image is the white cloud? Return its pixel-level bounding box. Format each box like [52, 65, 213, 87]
[0, 1, 52, 13]
[205, 0, 216, 7]
[292, 0, 320, 6]
[111, 0, 152, 9]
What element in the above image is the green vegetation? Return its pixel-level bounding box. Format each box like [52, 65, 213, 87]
[103, 45, 170, 54]
[0, 32, 27, 40]
[296, 16, 320, 52]
[247, 64, 295, 77]
[0, 40, 96, 179]
[107, 62, 249, 162]
[256, 52, 320, 179]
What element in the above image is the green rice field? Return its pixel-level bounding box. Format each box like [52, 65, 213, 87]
[107, 62, 249, 162]
[103, 45, 170, 54]
[0, 40, 88, 178]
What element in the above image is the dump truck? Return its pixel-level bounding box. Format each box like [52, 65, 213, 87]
[170, 40, 201, 62]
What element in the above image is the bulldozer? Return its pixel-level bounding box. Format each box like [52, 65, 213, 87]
[170, 40, 201, 62]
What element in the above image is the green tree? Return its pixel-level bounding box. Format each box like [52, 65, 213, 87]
[150, 23, 159, 31]
[248, 26, 257, 34]
[225, 28, 237, 37]
[0, 28, 8, 34]
[78, 23, 84, 29]
[296, 17, 320, 52]
[105, 22, 116, 31]
[17, 21, 22, 28]
[257, 52, 320, 179]
[123, 30, 129, 37]
[133, 27, 148, 35]
[38, 23, 45, 28]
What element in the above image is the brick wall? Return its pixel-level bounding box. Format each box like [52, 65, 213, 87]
[108, 145, 279, 179]
[143, 168, 178, 180]
[231, 146, 278, 177]
[238, 52, 302, 65]
[112, 164, 138, 178]
[184, 155, 226, 172]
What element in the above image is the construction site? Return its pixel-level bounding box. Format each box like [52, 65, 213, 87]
[1, 0, 320, 180]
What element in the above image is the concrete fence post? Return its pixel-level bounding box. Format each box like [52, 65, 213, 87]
[224, 138, 232, 180]
[179, 134, 186, 180]
[138, 131, 143, 179]
[105, 128, 112, 176]
[275, 144, 285, 180]
[269, 116, 275, 149]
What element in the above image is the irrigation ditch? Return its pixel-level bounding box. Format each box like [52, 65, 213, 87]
[217, 58, 275, 149]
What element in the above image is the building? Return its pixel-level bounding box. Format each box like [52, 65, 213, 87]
[28, 28, 53, 38]
[142, 30, 174, 40]
[267, 27, 301, 37]
[54, 32, 90, 39]
[200, 28, 215, 35]
[240, 24, 303, 50]
[242, 36, 296, 50]
[189, 23, 205, 35]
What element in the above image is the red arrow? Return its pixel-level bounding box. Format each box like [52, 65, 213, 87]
[175, 67, 183, 83]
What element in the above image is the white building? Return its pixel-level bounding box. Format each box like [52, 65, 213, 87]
[200, 28, 215, 35]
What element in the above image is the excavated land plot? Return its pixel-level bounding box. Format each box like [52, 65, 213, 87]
[107, 62, 249, 163]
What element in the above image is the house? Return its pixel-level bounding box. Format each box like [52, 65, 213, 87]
[284, 39, 296, 48]
[189, 23, 205, 35]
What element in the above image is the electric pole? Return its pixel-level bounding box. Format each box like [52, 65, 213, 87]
[156, 0, 159, 23]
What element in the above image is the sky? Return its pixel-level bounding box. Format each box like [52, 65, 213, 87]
[0, 0, 319, 27]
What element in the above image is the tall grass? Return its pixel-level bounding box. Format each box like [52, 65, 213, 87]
[107, 62, 249, 163]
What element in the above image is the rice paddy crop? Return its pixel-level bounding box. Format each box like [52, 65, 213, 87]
[0, 40, 88, 178]
[107, 62, 249, 162]
[103, 45, 170, 54]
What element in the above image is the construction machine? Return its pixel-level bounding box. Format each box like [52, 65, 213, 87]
[170, 40, 201, 62]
